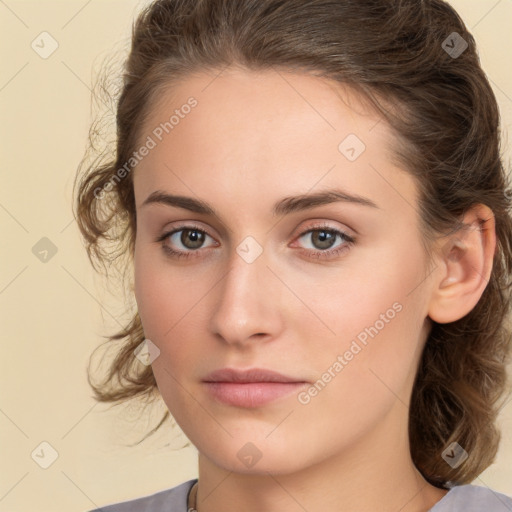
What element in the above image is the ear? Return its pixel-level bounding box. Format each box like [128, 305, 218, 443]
[427, 204, 497, 324]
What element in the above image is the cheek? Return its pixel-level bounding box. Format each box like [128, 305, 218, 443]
[133, 255, 199, 418]
[301, 241, 427, 389]
[133, 249, 211, 371]
[134, 244, 192, 338]
[134, 253, 165, 336]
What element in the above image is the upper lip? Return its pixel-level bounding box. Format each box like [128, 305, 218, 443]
[203, 368, 305, 383]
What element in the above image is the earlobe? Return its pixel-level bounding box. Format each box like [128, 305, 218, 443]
[427, 204, 496, 324]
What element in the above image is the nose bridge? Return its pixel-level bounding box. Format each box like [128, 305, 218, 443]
[209, 242, 280, 344]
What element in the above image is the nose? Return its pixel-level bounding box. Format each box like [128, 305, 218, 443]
[209, 245, 283, 347]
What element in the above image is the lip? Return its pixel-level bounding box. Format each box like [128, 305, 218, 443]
[202, 368, 308, 408]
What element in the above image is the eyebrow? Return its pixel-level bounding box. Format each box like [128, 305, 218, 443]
[141, 187, 380, 216]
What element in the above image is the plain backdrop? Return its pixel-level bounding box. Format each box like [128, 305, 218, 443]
[1, 1, 511, 511]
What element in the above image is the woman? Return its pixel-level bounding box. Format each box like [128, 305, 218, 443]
[74, 0, 512, 510]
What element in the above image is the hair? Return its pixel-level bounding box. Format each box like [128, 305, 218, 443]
[73, 0, 512, 489]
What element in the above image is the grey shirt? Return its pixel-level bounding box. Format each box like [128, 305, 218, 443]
[88, 479, 512, 511]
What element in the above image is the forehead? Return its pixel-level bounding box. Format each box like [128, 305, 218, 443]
[142, 66, 389, 152]
[133, 67, 417, 222]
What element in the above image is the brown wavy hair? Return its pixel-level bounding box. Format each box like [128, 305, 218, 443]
[73, 0, 512, 488]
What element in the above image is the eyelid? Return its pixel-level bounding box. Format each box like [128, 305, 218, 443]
[159, 222, 218, 246]
[292, 219, 355, 240]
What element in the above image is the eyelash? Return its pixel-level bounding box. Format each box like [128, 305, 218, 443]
[156, 222, 356, 261]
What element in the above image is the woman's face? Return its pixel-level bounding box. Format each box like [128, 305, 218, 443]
[133, 67, 436, 474]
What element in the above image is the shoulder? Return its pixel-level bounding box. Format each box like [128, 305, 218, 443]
[85, 478, 197, 512]
[430, 483, 512, 511]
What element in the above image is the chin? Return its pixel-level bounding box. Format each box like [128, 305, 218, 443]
[197, 435, 313, 476]
[216, 454, 305, 475]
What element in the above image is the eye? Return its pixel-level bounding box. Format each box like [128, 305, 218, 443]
[156, 224, 217, 259]
[293, 223, 355, 260]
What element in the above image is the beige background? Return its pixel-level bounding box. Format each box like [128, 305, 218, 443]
[0, 1, 511, 511]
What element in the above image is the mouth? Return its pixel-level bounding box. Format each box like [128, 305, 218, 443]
[202, 368, 308, 408]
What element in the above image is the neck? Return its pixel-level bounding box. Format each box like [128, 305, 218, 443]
[193, 401, 448, 512]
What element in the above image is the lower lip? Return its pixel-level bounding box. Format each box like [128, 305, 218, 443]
[203, 382, 307, 408]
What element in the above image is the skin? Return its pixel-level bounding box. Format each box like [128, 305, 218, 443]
[132, 66, 496, 512]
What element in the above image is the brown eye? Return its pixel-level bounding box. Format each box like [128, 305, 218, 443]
[157, 224, 216, 259]
[295, 224, 356, 260]
[179, 228, 206, 249]
[308, 229, 338, 250]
